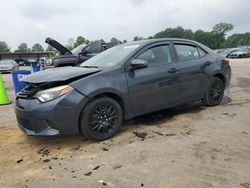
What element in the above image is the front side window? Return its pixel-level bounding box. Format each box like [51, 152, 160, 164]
[135, 45, 172, 65]
[175, 44, 200, 61]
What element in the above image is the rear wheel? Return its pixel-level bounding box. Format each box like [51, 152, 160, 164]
[80, 97, 123, 141]
[203, 77, 224, 106]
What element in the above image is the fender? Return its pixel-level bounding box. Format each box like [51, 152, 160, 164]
[86, 88, 132, 120]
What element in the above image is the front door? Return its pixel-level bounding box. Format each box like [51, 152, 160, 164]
[126, 44, 180, 115]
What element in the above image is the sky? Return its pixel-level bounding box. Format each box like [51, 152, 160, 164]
[0, 0, 250, 50]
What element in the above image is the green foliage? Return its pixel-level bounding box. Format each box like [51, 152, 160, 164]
[32, 43, 44, 52]
[85, 39, 90, 44]
[133, 36, 144, 41]
[15, 43, 28, 52]
[222, 33, 250, 48]
[154, 26, 194, 39]
[110, 37, 119, 43]
[212, 23, 234, 36]
[0, 41, 11, 52]
[73, 36, 87, 48]
[151, 23, 245, 49]
[194, 30, 220, 49]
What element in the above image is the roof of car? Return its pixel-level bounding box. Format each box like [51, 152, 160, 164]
[126, 38, 198, 44]
[124, 38, 213, 53]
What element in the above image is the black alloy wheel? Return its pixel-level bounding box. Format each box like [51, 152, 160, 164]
[80, 97, 123, 141]
[203, 77, 225, 106]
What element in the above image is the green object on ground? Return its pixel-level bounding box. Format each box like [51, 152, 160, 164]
[0, 73, 11, 105]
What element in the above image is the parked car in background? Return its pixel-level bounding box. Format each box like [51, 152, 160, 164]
[220, 49, 238, 58]
[0, 60, 19, 73]
[15, 59, 31, 66]
[227, 48, 250, 58]
[15, 38, 231, 141]
[43, 38, 118, 69]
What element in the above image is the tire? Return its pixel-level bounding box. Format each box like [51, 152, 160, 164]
[203, 77, 225, 106]
[80, 97, 123, 141]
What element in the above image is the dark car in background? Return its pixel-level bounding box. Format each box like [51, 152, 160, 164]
[0, 60, 19, 73]
[15, 38, 231, 141]
[43, 38, 118, 69]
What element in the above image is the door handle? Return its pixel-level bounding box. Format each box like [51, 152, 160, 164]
[204, 61, 212, 66]
[168, 68, 179, 73]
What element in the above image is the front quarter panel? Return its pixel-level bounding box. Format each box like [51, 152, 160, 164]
[70, 68, 131, 119]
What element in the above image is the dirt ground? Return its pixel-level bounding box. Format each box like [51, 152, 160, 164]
[0, 59, 249, 188]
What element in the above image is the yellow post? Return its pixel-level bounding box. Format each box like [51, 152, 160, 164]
[0, 73, 11, 105]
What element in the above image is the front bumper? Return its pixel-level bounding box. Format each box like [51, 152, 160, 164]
[15, 89, 88, 136]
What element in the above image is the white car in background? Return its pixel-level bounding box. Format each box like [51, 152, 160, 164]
[0, 60, 19, 73]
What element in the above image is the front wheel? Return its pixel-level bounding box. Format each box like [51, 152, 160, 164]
[203, 77, 225, 106]
[80, 97, 123, 141]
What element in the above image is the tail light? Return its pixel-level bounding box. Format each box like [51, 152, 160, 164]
[223, 59, 229, 64]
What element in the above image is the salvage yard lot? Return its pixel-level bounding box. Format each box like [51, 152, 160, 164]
[0, 59, 250, 188]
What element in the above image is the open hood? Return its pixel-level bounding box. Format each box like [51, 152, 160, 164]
[45, 37, 72, 55]
[21, 67, 101, 84]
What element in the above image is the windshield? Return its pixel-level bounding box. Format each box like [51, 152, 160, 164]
[80, 43, 141, 68]
[71, 44, 86, 54]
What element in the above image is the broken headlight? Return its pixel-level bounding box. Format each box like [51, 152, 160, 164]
[34, 85, 73, 103]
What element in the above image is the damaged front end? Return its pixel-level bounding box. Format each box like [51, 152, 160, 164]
[15, 67, 99, 136]
[17, 82, 73, 103]
[15, 81, 88, 136]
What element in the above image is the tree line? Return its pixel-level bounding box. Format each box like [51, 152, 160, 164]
[1, 23, 250, 54]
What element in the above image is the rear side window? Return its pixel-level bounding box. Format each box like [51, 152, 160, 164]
[175, 44, 200, 61]
[135, 45, 172, 65]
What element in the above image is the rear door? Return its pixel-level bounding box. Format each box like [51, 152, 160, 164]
[126, 42, 180, 115]
[173, 42, 210, 103]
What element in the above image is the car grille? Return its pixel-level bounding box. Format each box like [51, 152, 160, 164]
[17, 117, 33, 131]
[45, 120, 54, 128]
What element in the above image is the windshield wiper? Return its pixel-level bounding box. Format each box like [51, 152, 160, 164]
[81, 65, 99, 68]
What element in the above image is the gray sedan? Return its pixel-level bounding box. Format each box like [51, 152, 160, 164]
[15, 38, 231, 141]
[0, 60, 19, 73]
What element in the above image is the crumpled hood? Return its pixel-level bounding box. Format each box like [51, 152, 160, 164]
[21, 67, 101, 84]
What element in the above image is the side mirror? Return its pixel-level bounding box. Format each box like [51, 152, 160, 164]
[130, 59, 148, 70]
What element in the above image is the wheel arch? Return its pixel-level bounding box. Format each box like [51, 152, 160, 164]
[212, 73, 226, 87]
[77, 89, 129, 134]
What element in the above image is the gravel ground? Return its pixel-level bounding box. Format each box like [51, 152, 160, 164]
[0, 59, 249, 188]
